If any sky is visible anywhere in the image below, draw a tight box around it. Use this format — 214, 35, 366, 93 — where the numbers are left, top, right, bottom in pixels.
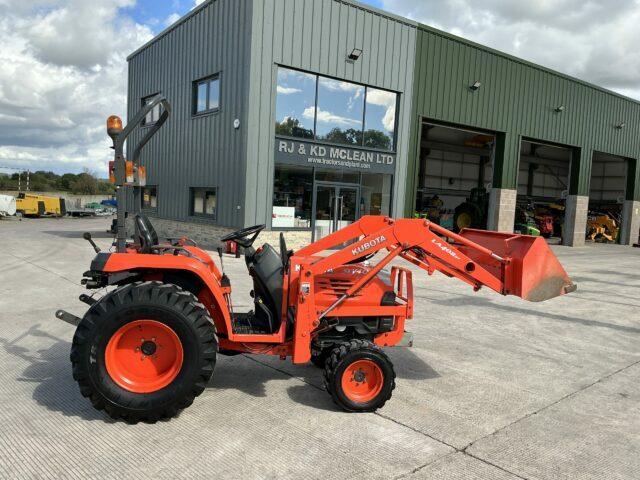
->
0, 0, 638, 176
275, 67, 398, 149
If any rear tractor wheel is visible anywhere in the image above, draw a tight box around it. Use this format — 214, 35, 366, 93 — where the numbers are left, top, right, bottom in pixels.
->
71, 282, 217, 423
323, 339, 396, 412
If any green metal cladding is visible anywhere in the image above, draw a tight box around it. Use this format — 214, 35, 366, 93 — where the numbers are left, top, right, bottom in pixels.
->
405, 25, 640, 214
126, 0, 640, 225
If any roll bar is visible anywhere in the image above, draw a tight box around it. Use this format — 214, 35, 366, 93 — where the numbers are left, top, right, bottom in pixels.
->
112, 94, 171, 161
112, 94, 171, 252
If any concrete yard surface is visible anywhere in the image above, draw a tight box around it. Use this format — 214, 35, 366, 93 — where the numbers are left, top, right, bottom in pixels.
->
0, 216, 638, 479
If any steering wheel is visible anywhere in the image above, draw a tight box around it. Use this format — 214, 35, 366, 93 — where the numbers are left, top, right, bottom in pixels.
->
220, 224, 265, 248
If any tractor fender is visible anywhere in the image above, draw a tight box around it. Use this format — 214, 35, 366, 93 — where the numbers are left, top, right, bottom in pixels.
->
98, 252, 232, 335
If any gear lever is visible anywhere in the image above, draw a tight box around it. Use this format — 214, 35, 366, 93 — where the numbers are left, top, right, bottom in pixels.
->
217, 247, 231, 288
83, 232, 101, 253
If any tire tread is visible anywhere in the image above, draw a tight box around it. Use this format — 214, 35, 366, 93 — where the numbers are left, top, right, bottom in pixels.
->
323, 339, 396, 412
70, 281, 217, 423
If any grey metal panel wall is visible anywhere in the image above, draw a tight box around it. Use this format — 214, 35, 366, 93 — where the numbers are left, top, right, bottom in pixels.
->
244, 0, 417, 226
127, 0, 252, 228
406, 26, 640, 207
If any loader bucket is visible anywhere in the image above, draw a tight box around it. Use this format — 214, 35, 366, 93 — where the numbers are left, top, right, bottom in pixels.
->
457, 229, 576, 302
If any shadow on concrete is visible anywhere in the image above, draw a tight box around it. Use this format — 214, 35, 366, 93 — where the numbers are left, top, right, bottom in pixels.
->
209, 346, 440, 407
0, 324, 110, 422
207, 355, 325, 402
4, 324, 441, 417
572, 289, 640, 309
43, 230, 114, 239
570, 275, 630, 289
286, 384, 339, 411
288, 349, 440, 412
386, 348, 441, 381
590, 269, 640, 281
207, 356, 286, 398
419, 294, 640, 335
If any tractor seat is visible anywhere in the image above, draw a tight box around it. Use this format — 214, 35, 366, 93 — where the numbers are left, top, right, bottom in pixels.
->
134, 213, 159, 254
247, 243, 284, 333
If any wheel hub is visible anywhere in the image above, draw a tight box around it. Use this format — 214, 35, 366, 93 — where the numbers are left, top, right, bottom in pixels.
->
141, 340, 157, 356
341, 359, 384, 403
105, 319, 184, 394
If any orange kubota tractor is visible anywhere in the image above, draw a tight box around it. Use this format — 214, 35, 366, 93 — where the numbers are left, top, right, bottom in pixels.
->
56, 96, 576, 423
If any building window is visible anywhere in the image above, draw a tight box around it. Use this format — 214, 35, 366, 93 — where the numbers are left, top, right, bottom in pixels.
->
142, 186, 158, 211
316, 77, 365, 146
190, 187, 217, 219
193, 75, 220, 115
275, 68, 316, 139
274, 66, 398, 151
360, 173, 392, 216
272, 167, 394, 229
364, 88, 396, 150
142, 94, 163, 125
272, 165, 313, 228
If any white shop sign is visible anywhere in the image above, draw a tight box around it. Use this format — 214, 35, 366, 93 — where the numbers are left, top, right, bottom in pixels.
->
272, 206, 296, 228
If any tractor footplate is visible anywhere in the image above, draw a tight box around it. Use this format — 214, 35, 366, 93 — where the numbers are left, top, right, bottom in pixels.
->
231, 312, 272, 335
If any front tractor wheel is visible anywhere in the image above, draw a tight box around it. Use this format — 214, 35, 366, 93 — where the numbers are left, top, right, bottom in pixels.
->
323, 339, 396, 412
310, 347, 332, 368
71, 282, 217, 423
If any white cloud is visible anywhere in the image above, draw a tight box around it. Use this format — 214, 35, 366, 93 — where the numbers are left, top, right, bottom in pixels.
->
276, 85, 302, 95
366, 89, 395, 108
320, 78, 364, 93
303, 106, 362, 127
165, 13, 182, 27
365, 88, 396, 132
381, 105, 396, 132
380, 0, 640, 100
0, 0, 153, 175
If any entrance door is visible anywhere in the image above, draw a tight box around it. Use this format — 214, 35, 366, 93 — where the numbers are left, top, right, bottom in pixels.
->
313, 183, 359, 241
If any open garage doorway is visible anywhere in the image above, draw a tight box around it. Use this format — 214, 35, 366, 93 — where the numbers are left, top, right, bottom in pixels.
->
587, 152, 628, 243
415, 121, 495, 232
515, 140, 572, 242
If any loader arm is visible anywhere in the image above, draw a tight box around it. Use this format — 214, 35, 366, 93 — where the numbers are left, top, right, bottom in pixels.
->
298, 216, 575, 303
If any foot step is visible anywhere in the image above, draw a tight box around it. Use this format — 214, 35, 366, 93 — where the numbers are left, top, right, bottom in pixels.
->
231, 312, 272, 335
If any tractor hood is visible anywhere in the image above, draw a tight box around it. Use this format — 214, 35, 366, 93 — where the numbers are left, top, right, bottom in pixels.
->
314, 264, 393, 306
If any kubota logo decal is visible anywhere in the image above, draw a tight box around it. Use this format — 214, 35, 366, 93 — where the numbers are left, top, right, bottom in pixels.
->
431, 238, 461, 260
351, 235, 386, 256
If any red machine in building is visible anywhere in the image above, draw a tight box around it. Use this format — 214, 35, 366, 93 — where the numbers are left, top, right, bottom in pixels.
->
56, 96, 576, 423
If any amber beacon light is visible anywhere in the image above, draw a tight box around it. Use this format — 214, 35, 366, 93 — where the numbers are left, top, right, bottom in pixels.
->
107, 115, 123, 137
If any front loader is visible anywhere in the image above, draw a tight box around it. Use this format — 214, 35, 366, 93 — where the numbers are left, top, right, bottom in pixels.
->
57, 97, 576, 422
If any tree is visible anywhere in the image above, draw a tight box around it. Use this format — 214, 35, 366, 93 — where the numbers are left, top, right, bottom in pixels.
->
57, 173, 77, 191
322, 128, 363, 146
275, 117, 314, 139
0, 169, 113, 194
70, 170, 100, 194
363, 129, 391, 150
0, 174, 10, 190
321, 128, 391, 150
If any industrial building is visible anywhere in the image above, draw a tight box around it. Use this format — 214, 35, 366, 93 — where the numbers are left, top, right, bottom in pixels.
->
126, 0, 640, 247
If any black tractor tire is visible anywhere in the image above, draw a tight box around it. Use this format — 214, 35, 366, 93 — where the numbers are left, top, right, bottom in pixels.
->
323, 339, 396, 412
310, 347, 331, 368
71, 281, 217, 423
453, 202, 481, 233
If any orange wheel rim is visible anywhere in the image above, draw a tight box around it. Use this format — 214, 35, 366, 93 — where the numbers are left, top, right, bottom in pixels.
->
105, 320, 183, 393
341, 359, 384, 403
